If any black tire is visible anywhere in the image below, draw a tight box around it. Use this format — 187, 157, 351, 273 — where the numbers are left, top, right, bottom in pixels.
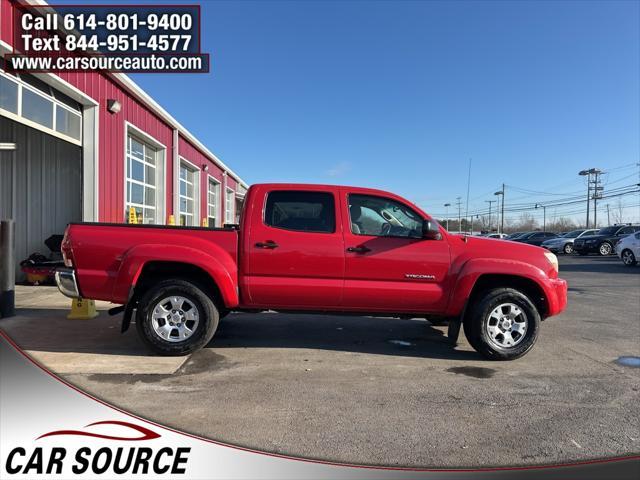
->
621, 249, 637, 267
563, 243, 574, 254
463, 288, 540, 360
598, 242, 612, 256
136, 279, 219, 356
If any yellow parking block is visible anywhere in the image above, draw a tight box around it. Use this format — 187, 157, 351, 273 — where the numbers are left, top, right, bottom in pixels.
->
67, 298, 98, 320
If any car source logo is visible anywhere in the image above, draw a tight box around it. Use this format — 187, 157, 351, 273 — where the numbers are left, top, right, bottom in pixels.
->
5, 420, 191, 475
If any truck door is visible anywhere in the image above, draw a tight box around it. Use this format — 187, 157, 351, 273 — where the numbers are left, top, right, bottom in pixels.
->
340, 190, 450, 314
243, 188, 345, 309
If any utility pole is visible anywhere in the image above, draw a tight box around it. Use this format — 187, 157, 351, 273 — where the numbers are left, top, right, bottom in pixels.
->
592, 170, 603, 228
444, 203, 451, 231
606, 204, 610, 226
494, 184, 505, 234
456, 197, 462, 234
485, 200, 495, 232
535, 203, 546, 231
579, 168, 601, 228
465, 159, 472, 234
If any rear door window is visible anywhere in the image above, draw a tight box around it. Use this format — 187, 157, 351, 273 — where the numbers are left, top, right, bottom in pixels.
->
264, 191, 336, 233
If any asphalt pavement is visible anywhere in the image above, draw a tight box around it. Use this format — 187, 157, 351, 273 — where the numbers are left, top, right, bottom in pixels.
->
2, 255, 639, 467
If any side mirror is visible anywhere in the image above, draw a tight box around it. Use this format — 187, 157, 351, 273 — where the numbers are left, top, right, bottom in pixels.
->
422, 220, 442, 240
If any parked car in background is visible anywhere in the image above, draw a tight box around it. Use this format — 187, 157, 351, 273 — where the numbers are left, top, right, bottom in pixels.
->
573, 225, 640, 256
541, 229, 599, 254
481, 233, 508, 239
506, 232, 528, 240
616, 231, 640, 266
514, 231, 560, 246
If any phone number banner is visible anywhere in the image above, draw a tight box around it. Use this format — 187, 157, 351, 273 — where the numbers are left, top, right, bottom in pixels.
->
9, 4, 209, 73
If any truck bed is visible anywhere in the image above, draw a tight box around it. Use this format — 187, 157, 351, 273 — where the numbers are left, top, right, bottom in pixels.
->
64, 223, 238, 304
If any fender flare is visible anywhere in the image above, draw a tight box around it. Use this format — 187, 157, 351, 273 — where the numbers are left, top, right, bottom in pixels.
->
111, 243, 239, 308
445, 257, 551, 318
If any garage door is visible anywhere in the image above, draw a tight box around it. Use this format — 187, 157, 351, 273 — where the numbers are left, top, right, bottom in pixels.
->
0, 115, 82, 281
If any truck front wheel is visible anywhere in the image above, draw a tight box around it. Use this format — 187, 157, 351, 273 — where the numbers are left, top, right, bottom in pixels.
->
463, 288, 540, 360
136, 279, 219, 356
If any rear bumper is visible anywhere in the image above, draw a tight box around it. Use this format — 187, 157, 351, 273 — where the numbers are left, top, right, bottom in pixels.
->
55, 268, 80, 298
546, 277, 568, 317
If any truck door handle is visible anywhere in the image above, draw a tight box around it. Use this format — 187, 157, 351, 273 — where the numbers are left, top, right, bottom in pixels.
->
347, 246, 371, 254
255, 241, 279, 249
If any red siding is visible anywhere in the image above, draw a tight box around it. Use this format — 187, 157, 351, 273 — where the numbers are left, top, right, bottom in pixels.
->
179, 135, 228, 226
1, 0, 13, 46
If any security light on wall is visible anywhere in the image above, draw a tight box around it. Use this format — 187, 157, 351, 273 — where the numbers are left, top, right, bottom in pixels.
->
203, 164, 209, 171
107, 99, 121, 114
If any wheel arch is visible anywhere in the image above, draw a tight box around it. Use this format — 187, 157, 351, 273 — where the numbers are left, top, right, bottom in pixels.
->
112, 244, 239, 308
133, 261, 226, 307
466, 274, 547, 319
446, 258, 551, 319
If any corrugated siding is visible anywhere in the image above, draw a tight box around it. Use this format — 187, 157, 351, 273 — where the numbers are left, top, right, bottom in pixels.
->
0, 115, 81, 279
178, 135, 227, 226
0, 0, 13, 46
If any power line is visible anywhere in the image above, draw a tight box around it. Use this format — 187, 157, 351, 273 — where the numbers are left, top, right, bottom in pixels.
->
429, 185, 639, 217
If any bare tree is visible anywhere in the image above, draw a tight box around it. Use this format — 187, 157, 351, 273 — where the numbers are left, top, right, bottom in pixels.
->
516, 212, 537, 231
478, 215, 492, 232
612, 197, 625, 224
547, 217, 576, 232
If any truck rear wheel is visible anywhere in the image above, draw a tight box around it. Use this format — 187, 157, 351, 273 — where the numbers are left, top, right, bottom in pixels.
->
463, 288, 540, 360
136, 279, 219, 356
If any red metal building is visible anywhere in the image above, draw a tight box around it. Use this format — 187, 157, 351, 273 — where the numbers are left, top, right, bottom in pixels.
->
0, 0, 247, 278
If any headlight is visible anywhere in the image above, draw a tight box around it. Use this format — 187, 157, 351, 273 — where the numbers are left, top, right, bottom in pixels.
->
544, 251, 559, 273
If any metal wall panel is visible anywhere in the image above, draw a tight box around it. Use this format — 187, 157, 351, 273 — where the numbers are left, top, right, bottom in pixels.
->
0, 116, 82, 280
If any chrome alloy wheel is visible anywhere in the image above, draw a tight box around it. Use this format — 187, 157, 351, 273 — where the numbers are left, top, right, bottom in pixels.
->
485, 303, 528, 349
151, 296, 199, 342
599, 243, 612, 255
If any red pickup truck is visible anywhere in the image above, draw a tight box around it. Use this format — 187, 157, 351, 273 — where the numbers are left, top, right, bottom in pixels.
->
56, 183, 567, 360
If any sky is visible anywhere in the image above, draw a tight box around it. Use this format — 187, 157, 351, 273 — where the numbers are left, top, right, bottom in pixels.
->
118, 0, 640, 225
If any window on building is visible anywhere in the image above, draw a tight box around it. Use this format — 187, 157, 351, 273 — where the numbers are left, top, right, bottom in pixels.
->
55, 104, 81, 139
126, 135, 159, 224
207, 177, 220, 227
22, 88, 54, 128
179, 160, 199, 226
0, 71, 82, 142
264, 190, 336, 233
0, 75, 18, 113
225, 188, 235, 225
